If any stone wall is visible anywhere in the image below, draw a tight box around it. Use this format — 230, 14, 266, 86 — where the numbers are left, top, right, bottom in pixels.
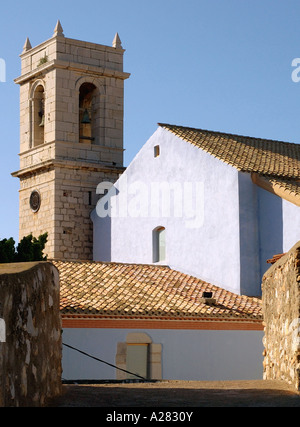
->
52, 165, 122, 261
0, 262, 62, 406
262, 241, 300, 390
18, 168, 55, 258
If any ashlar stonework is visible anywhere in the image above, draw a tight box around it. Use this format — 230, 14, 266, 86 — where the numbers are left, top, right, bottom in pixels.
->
12, 22, 129, 261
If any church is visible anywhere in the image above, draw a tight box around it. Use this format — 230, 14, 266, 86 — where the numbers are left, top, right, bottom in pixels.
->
92, 122, 300, 297
11, 23, 300, 381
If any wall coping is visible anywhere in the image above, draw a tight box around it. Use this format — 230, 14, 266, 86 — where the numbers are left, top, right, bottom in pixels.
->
0, 261, 53, 276
263, 240, 300, 279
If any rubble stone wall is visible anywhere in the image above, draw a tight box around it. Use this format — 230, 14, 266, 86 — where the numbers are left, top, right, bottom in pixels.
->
0, 262, 62, 406
262, 241, 300, 390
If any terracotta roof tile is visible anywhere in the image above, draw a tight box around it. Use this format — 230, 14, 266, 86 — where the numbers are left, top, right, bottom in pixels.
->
262, 176, 300, 197
159, 123, 300, 179
52, 260, 262, 322
266, 254, 285, 264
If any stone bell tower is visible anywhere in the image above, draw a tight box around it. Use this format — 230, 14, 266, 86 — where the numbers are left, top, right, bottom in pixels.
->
12, 21, 130, 260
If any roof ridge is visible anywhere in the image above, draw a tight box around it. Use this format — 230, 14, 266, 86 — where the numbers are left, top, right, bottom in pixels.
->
158, 123, 300, 179
50, 258, 171, 269
51, 259, 263, 298
158, 123, 300, 147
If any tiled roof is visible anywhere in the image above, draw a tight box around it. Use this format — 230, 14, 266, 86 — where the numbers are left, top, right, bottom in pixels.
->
52, 260, 262, 322
251, 173, 300, 206
158, 123, 300, 180
262, 176, 300, 198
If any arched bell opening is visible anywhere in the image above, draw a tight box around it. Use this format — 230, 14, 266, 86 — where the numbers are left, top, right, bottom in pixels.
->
33, 85, 45, 147
79, 82, 97, 144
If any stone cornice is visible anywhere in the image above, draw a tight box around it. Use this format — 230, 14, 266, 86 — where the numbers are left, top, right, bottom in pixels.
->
15, 59, 131, 85
17, 140, 125, 158
12, 159, 125, 179
19, 36, 125, 59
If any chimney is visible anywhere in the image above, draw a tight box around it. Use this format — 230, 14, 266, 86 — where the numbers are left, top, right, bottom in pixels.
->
200, 292, 216, 306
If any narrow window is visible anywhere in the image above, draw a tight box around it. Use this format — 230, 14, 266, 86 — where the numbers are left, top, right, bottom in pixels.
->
153, 227, 166, 263
154, 145, 160, 157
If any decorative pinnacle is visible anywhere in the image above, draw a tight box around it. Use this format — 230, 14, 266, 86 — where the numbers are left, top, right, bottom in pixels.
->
112, 33, 122, 49
22, 37, 32, 53
53, 20, 64, 37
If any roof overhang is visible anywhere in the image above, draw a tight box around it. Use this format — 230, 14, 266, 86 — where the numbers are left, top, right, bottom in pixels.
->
61, 314, 263, 331
251, 173, 300, 207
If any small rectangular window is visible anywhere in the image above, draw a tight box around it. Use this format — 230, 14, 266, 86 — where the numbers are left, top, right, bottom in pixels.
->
154, 145, 160, 157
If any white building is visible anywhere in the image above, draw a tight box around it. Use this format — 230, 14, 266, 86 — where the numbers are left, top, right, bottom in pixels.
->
51, 122, 300, 381
55, 260, 264, 382
92, 123, 300, 297
14, 25, 300, 383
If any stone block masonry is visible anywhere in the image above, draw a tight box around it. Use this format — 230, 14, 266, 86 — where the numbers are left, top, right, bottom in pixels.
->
0, 262, 62, 406
12, 23, 129, 261
262, 241, 300, 390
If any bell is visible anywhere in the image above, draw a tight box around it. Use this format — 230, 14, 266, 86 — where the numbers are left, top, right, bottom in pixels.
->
39, 115, 45, 127
81, 109, 91, 124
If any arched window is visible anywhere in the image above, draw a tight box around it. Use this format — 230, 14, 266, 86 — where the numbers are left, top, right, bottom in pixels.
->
79, 82, 97, 143
153, 226, 166, 263
33, 85, 45, 147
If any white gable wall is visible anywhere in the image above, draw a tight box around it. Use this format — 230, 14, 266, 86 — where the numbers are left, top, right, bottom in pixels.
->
93, 127, 244, 294
92, 127, 300, 296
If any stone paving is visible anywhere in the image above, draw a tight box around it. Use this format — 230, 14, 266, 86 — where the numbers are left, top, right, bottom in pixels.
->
49, 380, 300, 407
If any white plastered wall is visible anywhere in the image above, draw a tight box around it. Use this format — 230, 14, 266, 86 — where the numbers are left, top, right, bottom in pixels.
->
62, 327, 264, 381
282, 200, 300, 253
93, 127, 243, 294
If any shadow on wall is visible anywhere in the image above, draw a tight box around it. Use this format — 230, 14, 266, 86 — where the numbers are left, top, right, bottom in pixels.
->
239, 172, 283, 297
91, 208, 112, 262
258, 188, 283, 278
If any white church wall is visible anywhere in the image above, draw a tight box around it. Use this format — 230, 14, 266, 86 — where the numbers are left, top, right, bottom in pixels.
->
257, 187, 284, 277
282, 200, 300, 253
91, 211, 111, 262
93, 127, 244, 294
62, 327, 264, 381
238, 172, 261, 296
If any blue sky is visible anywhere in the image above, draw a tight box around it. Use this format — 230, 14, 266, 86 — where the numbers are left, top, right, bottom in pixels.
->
1, 0, 300, 242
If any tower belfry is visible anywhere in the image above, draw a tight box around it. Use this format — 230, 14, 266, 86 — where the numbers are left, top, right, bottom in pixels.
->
12, 22, 130, 260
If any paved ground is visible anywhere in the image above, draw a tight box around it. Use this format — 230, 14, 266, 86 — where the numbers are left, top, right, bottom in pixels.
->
49, 380, 300, 407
